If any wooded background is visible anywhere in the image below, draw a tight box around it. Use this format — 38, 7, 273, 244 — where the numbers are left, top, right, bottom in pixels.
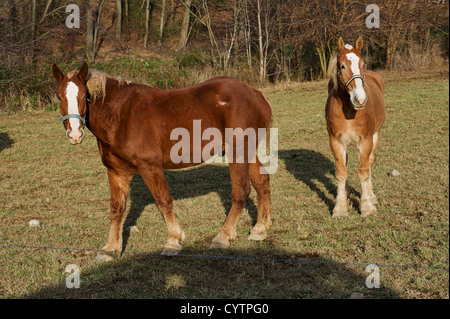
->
0, 0, 448, 112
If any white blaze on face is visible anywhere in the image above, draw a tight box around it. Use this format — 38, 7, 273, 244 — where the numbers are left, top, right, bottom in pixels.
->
65, 81, 82, 138
345, 52, 367, 106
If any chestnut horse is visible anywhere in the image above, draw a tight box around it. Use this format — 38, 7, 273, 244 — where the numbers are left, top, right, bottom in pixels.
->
52, 63, 272, 259
325, 36, 385, 218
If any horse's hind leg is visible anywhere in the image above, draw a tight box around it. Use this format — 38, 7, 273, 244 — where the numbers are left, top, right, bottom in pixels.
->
358, 137, 376, 217
140, 165, 185, 255
248, 157, 272, 241
330, 135, 349, 217
211, 163, 250, 249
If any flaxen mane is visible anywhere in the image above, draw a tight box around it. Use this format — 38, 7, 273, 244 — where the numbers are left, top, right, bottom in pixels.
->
86, 70, 130, 103
329, 53, 338, 91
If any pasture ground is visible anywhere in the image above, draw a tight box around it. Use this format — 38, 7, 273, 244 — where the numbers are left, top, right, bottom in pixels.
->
0, 68, 448, 299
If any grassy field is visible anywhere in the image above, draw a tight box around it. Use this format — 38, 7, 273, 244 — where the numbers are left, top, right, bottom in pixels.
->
0, 68, 448, 299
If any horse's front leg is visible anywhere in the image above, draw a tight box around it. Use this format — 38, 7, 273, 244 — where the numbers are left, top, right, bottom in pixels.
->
97, 169, 132, 261
330, 135, 349, 217
140, 165, 185, 255
358, 137, 376, 217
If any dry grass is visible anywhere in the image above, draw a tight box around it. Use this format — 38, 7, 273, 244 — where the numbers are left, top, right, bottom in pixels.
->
0, 68, 448, 299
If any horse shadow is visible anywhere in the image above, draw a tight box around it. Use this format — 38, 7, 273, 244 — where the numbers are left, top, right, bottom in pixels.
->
22, 246, 399, 299
0, 132, 14, 153
122, 164, 258, 252
279, 149, 360, 215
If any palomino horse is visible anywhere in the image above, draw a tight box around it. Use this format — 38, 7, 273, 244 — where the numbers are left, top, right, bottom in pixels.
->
325, 36, 385, 217
52, 63, 273, 258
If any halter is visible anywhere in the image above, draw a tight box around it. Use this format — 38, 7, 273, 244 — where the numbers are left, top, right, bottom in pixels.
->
59, 93, 90, 130
60, 113, 86, 128
338, 71, 366, 91
337, 69, 368, 107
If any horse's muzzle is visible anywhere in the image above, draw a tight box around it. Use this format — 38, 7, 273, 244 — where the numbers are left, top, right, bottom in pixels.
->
352, 96, 368, 110
66, 128, 85, 145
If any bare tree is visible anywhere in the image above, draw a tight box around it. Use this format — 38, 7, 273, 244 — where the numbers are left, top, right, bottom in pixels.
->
144, 0, 152, 49
85, 0, 94, 57
159, 0, 166, 44
179, 0, 192, 49
116, 0, 122, 42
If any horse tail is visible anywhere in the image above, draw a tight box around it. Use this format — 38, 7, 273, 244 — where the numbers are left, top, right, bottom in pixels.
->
261, 91, 273, 151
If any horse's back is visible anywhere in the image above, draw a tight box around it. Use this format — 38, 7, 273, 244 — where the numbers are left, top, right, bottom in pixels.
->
170, 77, 272, 129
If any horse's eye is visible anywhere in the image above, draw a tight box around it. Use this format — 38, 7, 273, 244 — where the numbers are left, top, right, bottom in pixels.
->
341, 65, 346, 69
57, 95, 61, 101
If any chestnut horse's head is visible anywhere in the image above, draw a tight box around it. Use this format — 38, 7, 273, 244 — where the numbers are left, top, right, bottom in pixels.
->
52, 63, 89, 144
336, 36, 368, 110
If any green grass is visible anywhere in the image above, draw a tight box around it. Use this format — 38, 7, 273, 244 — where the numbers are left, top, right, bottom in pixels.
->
0, 68, 448, 299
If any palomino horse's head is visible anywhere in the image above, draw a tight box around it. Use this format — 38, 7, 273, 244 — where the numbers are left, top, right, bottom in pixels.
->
336, 36, 368, 110
52, 63, 89, 145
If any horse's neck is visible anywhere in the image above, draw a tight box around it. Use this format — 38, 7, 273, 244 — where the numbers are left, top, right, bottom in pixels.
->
336, 86, 357, 118
87, 78, 121, 142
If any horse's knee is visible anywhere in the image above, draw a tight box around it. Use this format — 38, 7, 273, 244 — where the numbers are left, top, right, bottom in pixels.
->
336, 172, 348, 182
358, 167, 370, 181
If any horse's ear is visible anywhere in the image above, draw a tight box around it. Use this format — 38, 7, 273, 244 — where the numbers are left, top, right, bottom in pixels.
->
78, 62, 89, 82
355, 36, 364, 52
52, 64, 64, 83
337, 37, 345, 53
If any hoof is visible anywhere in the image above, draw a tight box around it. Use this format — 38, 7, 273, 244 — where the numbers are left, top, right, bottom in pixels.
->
248, 224, 267, 241
163, 240, 183, 255
210, 241, 229, 249
94, 253, 115, 263
332, 210, 349, 218
161, 249, 181, 256
210, 233, 230, 249
361, 200, 377, 217
248, 231, 267, 241
332, 202, 349, 217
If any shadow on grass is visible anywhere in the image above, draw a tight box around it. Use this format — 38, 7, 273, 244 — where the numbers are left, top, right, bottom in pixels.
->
122, 165, 258, 252
22, 246, 398, 299
0, 132, 14, 153
279, 149, 361, 215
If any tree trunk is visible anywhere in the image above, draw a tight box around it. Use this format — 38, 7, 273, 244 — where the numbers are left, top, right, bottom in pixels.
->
86, 0, 94, 58
243, 0, 251, 68
257, 0, 264, 81
159, 0, 166, 44
31, 0, 37, 65
179, 0, 192, 49
124, 0, 128, 24
116, 0, 122, 42
144, 0, 151, 49
93, 0, 108, 61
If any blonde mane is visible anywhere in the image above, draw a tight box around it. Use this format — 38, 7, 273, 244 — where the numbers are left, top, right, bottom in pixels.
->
86, 69, 131, 104
329, 53, 338, 90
